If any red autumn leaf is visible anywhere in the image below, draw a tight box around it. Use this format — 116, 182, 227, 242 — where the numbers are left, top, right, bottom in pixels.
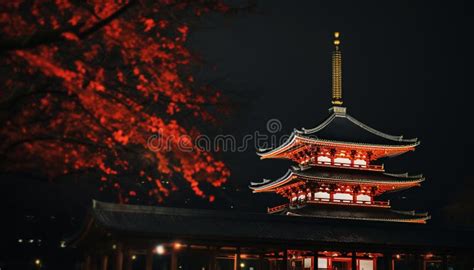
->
62, 32, 80, 41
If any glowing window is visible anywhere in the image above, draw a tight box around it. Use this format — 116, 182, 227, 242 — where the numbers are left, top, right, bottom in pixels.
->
359, 259, 374, 270
354, 159, 367, 166
357, 194, 372, 203
317, 258, 328, 268
333, 193, 353, 202
334, 157, 351, 164
314, 192, 330, 200
317, 156, 331, 163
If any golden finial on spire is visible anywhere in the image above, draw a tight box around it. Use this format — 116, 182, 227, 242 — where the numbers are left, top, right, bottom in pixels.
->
332, 31, 343, 106
333, 32, 341, 48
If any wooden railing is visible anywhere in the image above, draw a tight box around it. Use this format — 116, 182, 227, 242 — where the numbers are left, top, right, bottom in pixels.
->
372, 200, 390, 206
268, 199, 390, 214
267, 204, 288, 214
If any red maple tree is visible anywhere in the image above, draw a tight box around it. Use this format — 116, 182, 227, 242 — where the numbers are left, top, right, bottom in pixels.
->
0, 0, 245, 203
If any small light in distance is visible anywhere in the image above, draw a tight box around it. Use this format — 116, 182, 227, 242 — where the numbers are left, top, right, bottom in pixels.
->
156, 244, 165, 255
173, 242, 182, 250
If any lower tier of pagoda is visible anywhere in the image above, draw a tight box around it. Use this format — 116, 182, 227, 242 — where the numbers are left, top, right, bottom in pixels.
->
283, 188, 387, 208
268, 204, 430, 224
267, 196, 390, 215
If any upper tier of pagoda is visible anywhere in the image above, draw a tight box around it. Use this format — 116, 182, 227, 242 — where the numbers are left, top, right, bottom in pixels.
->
257, 106, 419, 163
258, 32, 418, 164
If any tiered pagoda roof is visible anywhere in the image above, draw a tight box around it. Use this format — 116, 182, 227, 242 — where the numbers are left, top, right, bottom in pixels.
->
251, 32, 429, 224
250, 166, 424, 193
257, 107, 419, 160
284, 204, 430, 224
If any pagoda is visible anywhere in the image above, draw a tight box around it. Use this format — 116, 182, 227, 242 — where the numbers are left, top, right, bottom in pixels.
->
250, 32, 429, 224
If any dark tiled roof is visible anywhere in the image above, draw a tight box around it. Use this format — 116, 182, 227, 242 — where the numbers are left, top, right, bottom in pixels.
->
74, 200, 473, 250
295, 166, 423, 184
250, 166, 423, 191
257, 107, 418, 158
299, 107, 418, 146
284, 204, 429, 223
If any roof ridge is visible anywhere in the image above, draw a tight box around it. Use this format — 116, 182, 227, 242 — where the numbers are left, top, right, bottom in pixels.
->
297, 134, 420, 148
93, 200, 267, 219
250, 179, 271, 186
384, 172, 424, 178
249, 169, 294, 190
300, 112, 337, 134
391, 209, 430, 217
251, 167, 424, 192
298, 167, 422, 179
296, 174, 424, 184
256, 131, 297, 156
345, 114, 418, 143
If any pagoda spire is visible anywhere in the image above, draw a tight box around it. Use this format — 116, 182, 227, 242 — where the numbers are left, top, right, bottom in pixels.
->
332, 32, 343, 106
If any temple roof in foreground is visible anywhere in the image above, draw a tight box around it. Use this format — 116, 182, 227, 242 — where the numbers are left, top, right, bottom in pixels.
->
250, 166, 424, 192
257, 107, 419, 158
282, 204, 430, 224
69, 201, 472, 251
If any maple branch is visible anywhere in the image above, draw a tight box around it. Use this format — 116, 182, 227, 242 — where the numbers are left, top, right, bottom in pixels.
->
0, 1, 137, 52
76, 1, 137, 40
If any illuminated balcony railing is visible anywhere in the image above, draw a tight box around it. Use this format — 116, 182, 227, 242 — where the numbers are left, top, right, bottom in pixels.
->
313, 161, 384, 171
268, 199, 390, 213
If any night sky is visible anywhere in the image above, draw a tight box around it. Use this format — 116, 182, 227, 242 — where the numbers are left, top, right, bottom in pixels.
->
1, 0, 472, 247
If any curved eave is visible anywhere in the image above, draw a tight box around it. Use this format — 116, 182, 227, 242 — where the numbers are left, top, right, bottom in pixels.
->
257, 133, 419, 160
295, 173, 425, 186
383, 183, 422, 193
250, 171, 424, 193
298, 112, 337, 134
256, 131, 298, 159
250, 170, 295, 193
299, 111, 418, 144
286, 211, 431, 224
297, 134, 420, 150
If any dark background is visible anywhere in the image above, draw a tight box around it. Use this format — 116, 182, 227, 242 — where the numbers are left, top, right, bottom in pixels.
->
1, 0, 472, 268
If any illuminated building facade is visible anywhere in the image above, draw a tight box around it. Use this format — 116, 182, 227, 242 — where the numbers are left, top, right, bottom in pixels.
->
251, 32, 429, 224
248, 32, 430, 269
70, 34, 473, 270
